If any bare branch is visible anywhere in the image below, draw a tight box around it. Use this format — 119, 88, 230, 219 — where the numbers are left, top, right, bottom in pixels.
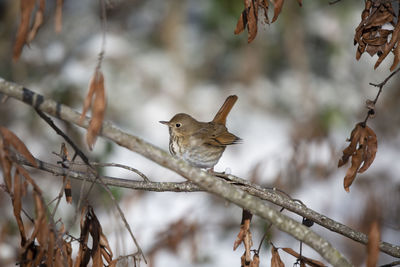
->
69, 161, 150, 182
363, 67, 400, 124
0, 77, 383, 266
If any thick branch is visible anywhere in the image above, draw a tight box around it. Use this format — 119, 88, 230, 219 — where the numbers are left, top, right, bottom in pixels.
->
0, 77, 373, 266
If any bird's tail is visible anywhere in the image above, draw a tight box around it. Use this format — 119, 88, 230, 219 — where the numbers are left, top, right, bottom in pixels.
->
212, 95, 238, 125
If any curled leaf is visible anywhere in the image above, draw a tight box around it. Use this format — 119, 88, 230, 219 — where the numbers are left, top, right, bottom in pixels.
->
353, 0, 400, 70
235, 0, 290, 43
339, 123, 378, 192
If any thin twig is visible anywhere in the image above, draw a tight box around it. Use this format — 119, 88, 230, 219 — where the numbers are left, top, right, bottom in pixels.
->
96, 0, 107, 72
69, 161, 150, 182
363, 67, 400, 125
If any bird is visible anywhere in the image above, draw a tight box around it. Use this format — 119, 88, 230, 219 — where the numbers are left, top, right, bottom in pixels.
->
160, 95, 241, 170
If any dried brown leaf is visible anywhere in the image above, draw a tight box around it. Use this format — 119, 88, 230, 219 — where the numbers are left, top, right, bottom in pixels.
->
55, 0, 64, 33
281, 247, 326, 267
54, 247, 63, 267
81, 70, 106, 150
235, 11, 246, 35
353, 0, 400, 69
271, 0, 284, 23
33, 190, 47, 245
247, 0, 258, 43
374, 19, 400, 69
0, 127, 37, 167
358, 126, 377, 173
343, 148, 363, 192
100, 232, 113, 262
64, 241, 73, 267
338, 123, 363, 167
234, 210, 253, 264
12, 170, 27, 246
16, 166, 42, 198
0, 148, 12, 191
28, 190, 48, 266
271, 246, 284, 267
80, 73, 98, 123
27, 0, 45, 43
260, 0, 269, 24
13, 0, 36, 60
241, 253, 249, 267
362, 1, 372, 20
250, 254, 260, 267
367, 221, 380, 267
90, 216, 103, 267
109, 259, 118, 267
364, 36, 387, 46
46, 230, 55, 267
75, 207, 90, 267
92, 246, 102, 267
339, 123, 378, 192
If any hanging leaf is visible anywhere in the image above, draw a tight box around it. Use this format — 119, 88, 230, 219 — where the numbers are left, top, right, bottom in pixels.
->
27, 0, 45, 43
0, 127, 37, 167
271, 0, 284, 23
55, 0, 64, 33
338, 123, 378, 192
271, 246, 284, 267
80, 70, 107, 150
233, 210, 253, 264
13, 0, 36, 60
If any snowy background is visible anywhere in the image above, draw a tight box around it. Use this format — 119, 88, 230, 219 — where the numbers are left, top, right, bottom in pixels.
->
0, 0, 400, 266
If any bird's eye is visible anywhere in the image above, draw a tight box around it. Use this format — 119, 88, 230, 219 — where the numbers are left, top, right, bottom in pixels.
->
175, 123, 181, 128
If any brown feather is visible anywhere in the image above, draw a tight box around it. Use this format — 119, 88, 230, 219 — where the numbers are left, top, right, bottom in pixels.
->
212, 95, 238, 125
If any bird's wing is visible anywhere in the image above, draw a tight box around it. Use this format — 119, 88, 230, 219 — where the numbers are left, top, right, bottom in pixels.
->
193, 123, 241, 147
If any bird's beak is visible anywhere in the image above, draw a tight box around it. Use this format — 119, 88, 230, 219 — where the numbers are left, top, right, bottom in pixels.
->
159, 120, 169, 126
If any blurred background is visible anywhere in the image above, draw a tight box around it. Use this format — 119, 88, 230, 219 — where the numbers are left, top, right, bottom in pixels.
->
0, 0, 400, 266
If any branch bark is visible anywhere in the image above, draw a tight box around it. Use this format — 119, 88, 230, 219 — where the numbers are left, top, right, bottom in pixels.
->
0, 77, 385, 266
